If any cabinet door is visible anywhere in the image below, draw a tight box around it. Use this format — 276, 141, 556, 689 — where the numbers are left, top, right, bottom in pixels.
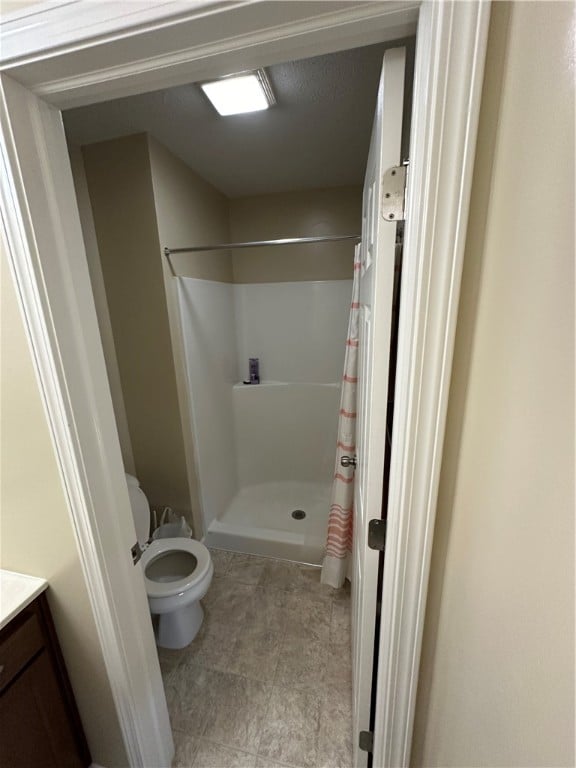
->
0, 651, 84, 768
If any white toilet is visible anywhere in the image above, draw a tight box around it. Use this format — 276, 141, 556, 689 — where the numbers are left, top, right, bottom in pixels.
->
125, 473, 213, 649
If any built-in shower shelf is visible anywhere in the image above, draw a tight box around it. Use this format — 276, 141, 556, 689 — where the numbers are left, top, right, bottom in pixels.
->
233, 380, 340, 389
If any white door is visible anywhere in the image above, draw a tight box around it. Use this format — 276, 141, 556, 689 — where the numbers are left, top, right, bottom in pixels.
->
352, 47, 405, 767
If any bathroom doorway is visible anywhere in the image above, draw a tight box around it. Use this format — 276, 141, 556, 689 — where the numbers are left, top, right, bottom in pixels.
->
1, 2, 489, 765
64, 39, 412, 768
64, 39, 413, 567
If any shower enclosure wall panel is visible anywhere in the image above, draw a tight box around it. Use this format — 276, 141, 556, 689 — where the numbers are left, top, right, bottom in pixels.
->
178, 275, 353, 563
206, 381, 341, 563
178, 278, 239, 535
233, 382, 340, 486
210, 279, 352, 563
234, 280, 353, 382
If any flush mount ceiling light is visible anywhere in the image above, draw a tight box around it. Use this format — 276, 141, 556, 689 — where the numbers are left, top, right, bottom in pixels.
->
200, 69, 275, 116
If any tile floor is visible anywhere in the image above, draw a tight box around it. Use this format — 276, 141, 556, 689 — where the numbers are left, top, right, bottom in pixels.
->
159, 550, 353, 768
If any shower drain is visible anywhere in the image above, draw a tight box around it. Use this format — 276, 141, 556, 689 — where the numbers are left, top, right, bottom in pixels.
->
291, 509, 306, 520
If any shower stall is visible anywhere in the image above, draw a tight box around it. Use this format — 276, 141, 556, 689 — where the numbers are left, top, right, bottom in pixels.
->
176, 243, 353, 565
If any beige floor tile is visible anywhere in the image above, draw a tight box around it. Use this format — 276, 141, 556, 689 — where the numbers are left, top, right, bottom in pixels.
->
329, 600, 351, 647
244, 587, 287, 634
228, 626, 282, 682
203, 578, 256, 625
184, 616, 239, 672
331, 580, 352, 604
202, 670, 272, 753
201, 575, 225, 608
169, 661, 220, 736
226, 553, 270, 585
274, 635, 327, 690
257, 559, 304, 592
164, 681, 177, 713
317, 689, 353, 768
324, 643, 353, 698
330, 600, 352, 639
173, 731, 198, 768
255, 758, 296, 768
165, 553, 353, 768
283, 591, 332, 643
258, 686, 322, 768
209, 549, 234, 577
257, 561, 334, 597
192, 739, 256, 768
296, 565, 336, 598
158, 646, 185, 682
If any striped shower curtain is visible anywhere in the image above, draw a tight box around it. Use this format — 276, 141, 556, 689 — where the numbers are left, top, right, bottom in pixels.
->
321, 245, 360, 588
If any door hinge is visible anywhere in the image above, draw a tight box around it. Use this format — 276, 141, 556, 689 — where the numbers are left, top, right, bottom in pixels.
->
131, 542, 143, 565
382, 162, 408, 222
359, 730, 374, 753
368, 518, 387, 551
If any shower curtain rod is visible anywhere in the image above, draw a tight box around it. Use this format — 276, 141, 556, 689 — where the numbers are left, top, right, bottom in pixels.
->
163, 234, 361, 256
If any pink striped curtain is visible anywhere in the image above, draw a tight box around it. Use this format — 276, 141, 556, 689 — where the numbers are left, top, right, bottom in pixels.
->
321, 245, 360, 588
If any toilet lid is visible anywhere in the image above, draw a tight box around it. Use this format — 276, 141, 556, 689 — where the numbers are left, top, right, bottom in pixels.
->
140, 538, 212, 599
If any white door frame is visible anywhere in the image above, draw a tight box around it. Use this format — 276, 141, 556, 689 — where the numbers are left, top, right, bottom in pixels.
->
0, 2, 490, 766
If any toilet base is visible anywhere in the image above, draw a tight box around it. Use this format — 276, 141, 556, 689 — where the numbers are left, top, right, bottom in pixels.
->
155, 599, 204, 649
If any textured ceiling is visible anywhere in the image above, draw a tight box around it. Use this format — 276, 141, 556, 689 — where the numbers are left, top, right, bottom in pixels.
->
64, 42, 403, 198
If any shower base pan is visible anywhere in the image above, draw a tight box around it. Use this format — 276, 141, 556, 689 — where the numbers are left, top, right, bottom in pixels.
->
204, 481, 331, 565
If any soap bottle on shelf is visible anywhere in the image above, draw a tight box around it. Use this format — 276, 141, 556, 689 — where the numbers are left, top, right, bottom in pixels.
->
249, 357, 260, 384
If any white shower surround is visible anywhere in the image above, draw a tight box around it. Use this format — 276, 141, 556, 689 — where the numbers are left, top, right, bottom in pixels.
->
178, 277, 352, 564
234, 281, 352, 383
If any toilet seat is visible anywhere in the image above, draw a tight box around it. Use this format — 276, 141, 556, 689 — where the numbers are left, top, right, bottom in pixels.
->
141, 538, 212, 600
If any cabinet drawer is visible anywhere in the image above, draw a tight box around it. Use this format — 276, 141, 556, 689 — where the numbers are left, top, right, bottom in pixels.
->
0, 613, 44, 693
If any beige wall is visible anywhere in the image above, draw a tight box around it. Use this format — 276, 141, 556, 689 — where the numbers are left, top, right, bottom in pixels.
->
83, 134, 192, 521
147, 135, 232, 537
0, 252, 128, 767
79, 132, 359, 534
69, 145, 136, 475
412, 3, 575, 766
148, 136, 232, 282
230, 186, 361, 282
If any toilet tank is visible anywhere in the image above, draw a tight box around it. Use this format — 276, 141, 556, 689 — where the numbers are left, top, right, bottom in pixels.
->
125, 473, 151, 546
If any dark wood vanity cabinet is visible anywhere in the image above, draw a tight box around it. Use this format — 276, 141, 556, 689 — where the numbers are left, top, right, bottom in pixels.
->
0, 592, 91, 768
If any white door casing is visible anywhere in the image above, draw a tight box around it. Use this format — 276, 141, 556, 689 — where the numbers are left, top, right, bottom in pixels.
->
0, 2, 490, 766
373, 5, 490, 765
353, 47, 405, 768
0, 74, 173, 767
0, 2, 419, 107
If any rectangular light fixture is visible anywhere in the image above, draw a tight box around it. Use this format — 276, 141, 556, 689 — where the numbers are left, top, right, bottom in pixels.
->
200, 69, 275, 116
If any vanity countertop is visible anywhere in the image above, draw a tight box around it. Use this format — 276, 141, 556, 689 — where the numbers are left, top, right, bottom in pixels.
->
0, 569, 48, 630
